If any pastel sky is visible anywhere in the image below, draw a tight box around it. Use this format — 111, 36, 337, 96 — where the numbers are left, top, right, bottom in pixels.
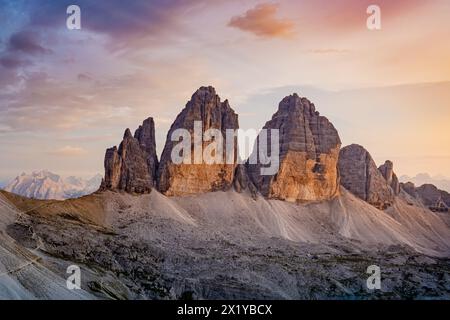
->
0, 0, 449, 182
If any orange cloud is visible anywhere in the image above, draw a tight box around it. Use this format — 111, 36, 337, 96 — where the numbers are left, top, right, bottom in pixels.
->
228, 3, 295, 38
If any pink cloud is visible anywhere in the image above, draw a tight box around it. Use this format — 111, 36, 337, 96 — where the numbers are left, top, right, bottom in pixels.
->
49, 146, 88, 157
228, 3, 295, 38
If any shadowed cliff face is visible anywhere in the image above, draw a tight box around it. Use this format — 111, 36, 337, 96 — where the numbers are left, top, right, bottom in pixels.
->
339, 144, 395, 210
379, 160, 401, 195
157, 86, 239, 196
248, 94, 341, 202
101, 118, 158, 193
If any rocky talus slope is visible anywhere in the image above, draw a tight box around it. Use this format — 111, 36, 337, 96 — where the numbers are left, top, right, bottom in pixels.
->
1, 188, 449, 299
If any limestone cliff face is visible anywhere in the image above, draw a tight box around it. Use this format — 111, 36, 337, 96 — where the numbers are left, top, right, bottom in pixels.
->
248, 94, 341, 202
378, 160, 400, 195
157, 86, 239, 196
101, 118, 157, 193
339, 144, 394, 210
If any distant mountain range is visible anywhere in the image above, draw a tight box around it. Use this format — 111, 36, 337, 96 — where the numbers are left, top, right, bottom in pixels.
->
400, 173, 450, 193
3, 170, 102, 200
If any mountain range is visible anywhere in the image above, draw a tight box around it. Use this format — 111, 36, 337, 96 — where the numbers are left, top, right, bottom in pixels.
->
0, 87, 449, 300
3, 171, 102, 200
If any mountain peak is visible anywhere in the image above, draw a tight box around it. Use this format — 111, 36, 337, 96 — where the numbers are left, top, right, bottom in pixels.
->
123, 128, 133, 139
277, 94, 316, 116
248, 94, 341, 202
194, 85, 216, 96
339, 144, 395, 209
102, 117, 158, 193
4, 172, 102, 200
157, 87, 239, 196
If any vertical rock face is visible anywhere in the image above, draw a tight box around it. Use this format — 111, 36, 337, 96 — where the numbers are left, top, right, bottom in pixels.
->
378, 160, 400, 195
248, 94, 341, 202
338, 144, 394, 210
101, 118, 158, 193
134, 118, 159, 181
157, 86, 239, 196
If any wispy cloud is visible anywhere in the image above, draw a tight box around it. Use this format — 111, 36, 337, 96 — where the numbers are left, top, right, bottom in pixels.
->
228, 3, 295, 38
8, 31, 52, 55
307, 49, 350, 55
49, 146, 88, 156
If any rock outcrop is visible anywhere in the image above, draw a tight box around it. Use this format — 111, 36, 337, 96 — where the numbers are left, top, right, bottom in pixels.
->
101, 118, 158, 193
339, 144, 395, 210
247, 94, 341, 202
400, 182, 450, 210
415, 184, 450, 208
378, 160, 400, 195
134, 118, 159, 180
157, 86, 239, 196
401, 182, 418, 198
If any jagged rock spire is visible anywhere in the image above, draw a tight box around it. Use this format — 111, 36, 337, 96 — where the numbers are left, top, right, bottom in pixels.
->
101, 118, 158, 193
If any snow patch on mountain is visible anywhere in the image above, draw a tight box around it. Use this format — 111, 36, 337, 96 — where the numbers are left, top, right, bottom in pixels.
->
4, 170, 102, 200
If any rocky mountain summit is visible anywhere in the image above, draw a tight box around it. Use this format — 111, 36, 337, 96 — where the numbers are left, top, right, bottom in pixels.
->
101, 118, 158, 193
378, 160, 401, 195
247, 94, 341, 202
338, 144, 395, 210
157, 86, 239, 196
402, 182, 450, 209
400, 173, 450, 193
